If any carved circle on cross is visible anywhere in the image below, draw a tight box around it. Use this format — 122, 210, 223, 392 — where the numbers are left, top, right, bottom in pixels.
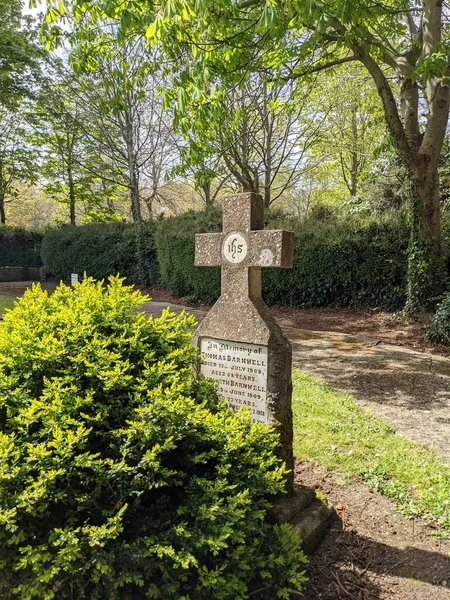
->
223, 233, 248, 264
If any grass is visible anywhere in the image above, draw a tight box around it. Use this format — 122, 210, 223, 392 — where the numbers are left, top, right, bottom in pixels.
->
0, 295, 15, 316
292, 370, 450, 532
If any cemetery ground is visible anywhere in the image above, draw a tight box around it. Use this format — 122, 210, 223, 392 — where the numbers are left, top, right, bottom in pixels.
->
1, 281, 450, 598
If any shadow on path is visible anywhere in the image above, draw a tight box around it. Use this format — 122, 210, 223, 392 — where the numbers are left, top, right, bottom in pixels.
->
303, 525, 450, 599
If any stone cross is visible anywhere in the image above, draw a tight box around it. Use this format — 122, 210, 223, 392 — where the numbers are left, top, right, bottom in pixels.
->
194, 192, 294, 485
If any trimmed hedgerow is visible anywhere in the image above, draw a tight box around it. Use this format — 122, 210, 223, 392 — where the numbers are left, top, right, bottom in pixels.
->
0, 226, 42, 267
39, 209, 411, 309
0, 277, 307, 600
154, 207, 222, 303
40, 222, 158, 285
155, 209, 409, 309
263, 214, 409, 309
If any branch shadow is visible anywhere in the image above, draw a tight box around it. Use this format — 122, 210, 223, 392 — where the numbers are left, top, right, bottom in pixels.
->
302, 520, 450, 599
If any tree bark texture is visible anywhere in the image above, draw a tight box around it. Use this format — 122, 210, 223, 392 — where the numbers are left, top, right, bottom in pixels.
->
67, 160, 76, 226
0, 193, 5, 225
203, 181, 211, 206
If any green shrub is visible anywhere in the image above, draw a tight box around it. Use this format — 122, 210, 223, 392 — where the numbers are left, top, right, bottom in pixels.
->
40, 222, 158, 285
0, 227, 42, 267
0, 277, 307, 599
425, 292, 450, 346
155, 208, 409, 309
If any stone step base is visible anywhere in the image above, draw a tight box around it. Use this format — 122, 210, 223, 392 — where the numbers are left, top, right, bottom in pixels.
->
270, 484, 336, 554
292, 500, 336, 555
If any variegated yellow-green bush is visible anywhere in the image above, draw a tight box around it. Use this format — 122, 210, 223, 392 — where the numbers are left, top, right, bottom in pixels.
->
0, 277, 306, 599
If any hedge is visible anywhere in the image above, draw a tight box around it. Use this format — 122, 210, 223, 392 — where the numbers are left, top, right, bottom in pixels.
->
263, 215, 410, 309
41, 222, 159, 285
154, 208, 222, 303
39, 210, 411, 309
155, 209, 410, 310
0, 226, 42, 267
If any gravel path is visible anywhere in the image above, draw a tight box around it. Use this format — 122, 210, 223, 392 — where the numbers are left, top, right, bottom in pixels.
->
142, 301, 450, 463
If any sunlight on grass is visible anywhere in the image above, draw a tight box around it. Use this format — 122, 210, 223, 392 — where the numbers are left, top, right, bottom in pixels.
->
292, 371, 450, 532
0, 295, 15, 315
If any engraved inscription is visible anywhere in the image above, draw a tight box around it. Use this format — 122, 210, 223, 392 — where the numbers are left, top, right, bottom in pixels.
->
223, 233, 248, 264
200, 337, 268, 424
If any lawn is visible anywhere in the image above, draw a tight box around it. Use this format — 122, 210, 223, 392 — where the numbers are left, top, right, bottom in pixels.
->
0, 295, 15, 316
292, 371, 450, 533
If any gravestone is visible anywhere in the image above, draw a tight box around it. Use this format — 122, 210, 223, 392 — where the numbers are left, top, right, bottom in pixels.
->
194, 192, 294, 487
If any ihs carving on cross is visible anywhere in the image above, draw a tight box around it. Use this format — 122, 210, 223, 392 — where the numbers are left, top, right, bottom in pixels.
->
195, 193, 293, 301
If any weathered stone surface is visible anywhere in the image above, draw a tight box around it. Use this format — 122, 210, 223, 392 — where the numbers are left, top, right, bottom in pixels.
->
200, 338, 269, 423
269, 484, 336, 554
193, 192, 295, 487
293, 501, 336, 555
195, 230, 293, 268
270, 485, 316, 522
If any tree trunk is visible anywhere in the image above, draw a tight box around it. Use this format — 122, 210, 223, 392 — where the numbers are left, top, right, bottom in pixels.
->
263, 92, 273, 209
67, 162, 76, 226
125, 115, 143, 229
405, 160, 446, 312
130, 181, 142, 227
350, 103, 359, 196
0, 193, 5, 225
355, 41, 448, 312
102, 181, 116, 215
130, 174, 149, 284
203, 181, 212, 207
144, 196, 153, 219
124, 103, 148, 284
264, 121, 272, 208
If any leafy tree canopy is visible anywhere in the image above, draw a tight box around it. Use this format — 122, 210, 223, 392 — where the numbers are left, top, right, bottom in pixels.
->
41, 0, 449, 145
0, 0, 44, 108
37, 0, 450, 309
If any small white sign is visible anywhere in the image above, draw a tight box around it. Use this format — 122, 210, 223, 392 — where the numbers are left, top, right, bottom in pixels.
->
223, 233, 248, 264
200, 337, 268, 424
70, 273, 79, 285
